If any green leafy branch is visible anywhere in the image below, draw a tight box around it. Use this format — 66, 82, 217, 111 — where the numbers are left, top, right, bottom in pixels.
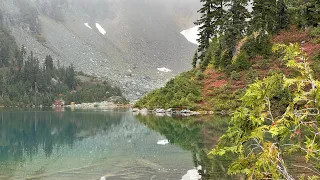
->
212, 43, 320, 179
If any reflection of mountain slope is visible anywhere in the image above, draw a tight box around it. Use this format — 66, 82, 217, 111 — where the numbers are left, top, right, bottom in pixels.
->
136, 115, 233, 180
0, 111, 123, 160
0, 0, 201, 100
0, 110, 194, 180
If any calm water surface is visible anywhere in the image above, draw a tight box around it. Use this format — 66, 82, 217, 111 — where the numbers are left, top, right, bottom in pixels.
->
0, 109, 231, 180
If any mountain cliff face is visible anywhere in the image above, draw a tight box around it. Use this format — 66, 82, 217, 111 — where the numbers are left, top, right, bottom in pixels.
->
0, 0, 200, 100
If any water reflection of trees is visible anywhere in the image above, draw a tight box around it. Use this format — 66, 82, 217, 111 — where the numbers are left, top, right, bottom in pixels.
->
0, 110, 123, 163
136, 115, 235, 180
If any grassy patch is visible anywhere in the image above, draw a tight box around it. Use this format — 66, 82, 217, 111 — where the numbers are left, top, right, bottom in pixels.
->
206, 85, 244, 112
134, 70, 202, 110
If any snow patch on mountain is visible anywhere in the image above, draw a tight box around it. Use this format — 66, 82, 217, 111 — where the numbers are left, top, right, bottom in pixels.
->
157, 67, 172, 73
84, 23, 92, 29
157, 139, 169, 145
95, 23, 106, 35
180, 26, 200, 45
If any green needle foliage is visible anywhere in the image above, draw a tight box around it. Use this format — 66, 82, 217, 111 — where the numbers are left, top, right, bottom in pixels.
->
224, 0, 250, 52
195, 0, 227, 60
251, 0, 278, 34
212, 43, 320, 179
192, 51, 198, 69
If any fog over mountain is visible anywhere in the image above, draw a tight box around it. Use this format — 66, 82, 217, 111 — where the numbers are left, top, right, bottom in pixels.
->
0, 0, 201, 100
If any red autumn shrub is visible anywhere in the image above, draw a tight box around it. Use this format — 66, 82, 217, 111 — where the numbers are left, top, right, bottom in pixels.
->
273, 25, 309, 44
301, 43, 320, 57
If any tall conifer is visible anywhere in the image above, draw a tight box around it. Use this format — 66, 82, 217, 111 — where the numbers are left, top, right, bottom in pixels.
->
276, 0, 290, 31
224, 0, 250, 52
251, 0, 278, 34
195, 0, 227, 60
195, 0, 214, 60
192, 51, 198, 68
306, 0, 320, 27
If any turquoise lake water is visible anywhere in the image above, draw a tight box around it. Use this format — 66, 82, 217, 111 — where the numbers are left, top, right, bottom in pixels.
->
0, 109, 232, 180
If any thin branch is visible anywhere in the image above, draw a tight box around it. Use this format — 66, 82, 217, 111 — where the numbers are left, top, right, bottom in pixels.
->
291, 164, 320, 176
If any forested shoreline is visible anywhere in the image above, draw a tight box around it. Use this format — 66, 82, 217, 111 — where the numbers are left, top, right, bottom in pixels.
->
0, 27, 126, 107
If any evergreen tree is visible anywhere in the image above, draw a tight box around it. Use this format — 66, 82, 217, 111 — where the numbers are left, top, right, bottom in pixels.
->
0, 69, 7, 98
0, 45, 9, 67
44, 55, 54, 71
36, 69, 48, 93
224, 0, 250, 54
195, 0, 214, 60
282, 0, 319, 28
276, 0, 290, 31
16, 45, 26, 71
23, 51, 40, 91
305, 0, 320, 27
65, 64, 76, 90
195, 0, 227, 60
211, 0, 227, 35
57, 59, 61, 69
192, 51, 198, 68
251, 0, 278, 34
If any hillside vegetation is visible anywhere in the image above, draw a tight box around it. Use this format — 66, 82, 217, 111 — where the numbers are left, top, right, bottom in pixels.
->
135, 71, 202, 110
135, 0, 320, 112
0, 26, 126, 107
136, 0, 320, 179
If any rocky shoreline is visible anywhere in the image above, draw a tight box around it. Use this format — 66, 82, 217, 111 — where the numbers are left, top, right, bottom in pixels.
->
131, 108, 230, 116
64, 101, 130, 109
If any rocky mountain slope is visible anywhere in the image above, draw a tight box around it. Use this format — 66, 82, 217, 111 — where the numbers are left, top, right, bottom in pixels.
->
0, 0, 200, 100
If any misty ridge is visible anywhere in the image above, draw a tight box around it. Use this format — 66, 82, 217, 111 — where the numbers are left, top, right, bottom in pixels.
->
0, 0, 201, 101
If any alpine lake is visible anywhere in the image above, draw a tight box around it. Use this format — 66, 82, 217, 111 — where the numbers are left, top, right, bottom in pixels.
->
0, 108, 313, 180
